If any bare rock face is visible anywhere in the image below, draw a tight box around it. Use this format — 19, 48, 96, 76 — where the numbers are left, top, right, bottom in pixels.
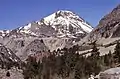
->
0, 44, 21, 68
88, 4, 120, 41
16, 39, 49, 60
99, 67, 120, 79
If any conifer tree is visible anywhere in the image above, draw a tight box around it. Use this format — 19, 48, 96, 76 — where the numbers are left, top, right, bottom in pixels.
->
91, 41, 100, 59
114, 41, 120, 63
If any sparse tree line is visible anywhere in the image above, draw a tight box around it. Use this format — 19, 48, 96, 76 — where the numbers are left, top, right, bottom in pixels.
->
22, 41, 120, 79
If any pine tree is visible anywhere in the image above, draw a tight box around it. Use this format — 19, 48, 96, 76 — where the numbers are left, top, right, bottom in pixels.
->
89, 41, 102, 75
114, 41, 120, 63
90, 41, 100, 59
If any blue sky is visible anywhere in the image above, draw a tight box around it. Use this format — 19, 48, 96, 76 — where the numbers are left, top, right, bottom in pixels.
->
0, 0, 119, 30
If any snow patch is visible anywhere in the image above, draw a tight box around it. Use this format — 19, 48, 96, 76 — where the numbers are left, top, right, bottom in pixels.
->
37, 21, 41, 25
14, 59, 18, 62
6, 30, 10, 33
9, 57, 13, 61
19, 27, 23, 30
78, 21, 92, 33
44, 13, 56, 25
23, 23, 31, 30
8, 51, 12, 55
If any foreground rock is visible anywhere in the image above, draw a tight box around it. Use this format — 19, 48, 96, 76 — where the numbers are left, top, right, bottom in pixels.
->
0, 68, 23, 79
99, 67, 120, 79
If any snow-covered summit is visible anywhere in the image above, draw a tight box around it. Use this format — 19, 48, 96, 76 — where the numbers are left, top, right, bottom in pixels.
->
43, 10, 93, 33
9, 10, 93, 38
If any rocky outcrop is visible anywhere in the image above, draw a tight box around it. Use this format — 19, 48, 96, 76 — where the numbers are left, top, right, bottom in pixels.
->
87, 4, 120, 41
99, 67, 120, 79
0, 44, 21, 69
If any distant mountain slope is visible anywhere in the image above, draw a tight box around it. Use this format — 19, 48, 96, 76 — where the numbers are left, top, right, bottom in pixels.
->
18, 10, 93, 38
0, 10, 93, 60
75, 4, 120, 57
0, 10, 93, 38
87, 4, 120, 41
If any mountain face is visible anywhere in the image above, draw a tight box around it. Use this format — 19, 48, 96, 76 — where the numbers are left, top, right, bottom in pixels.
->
87, 4, 120, 41
0, 10, 93, 60
17, 10, 93, 38
0, 10, 93, 39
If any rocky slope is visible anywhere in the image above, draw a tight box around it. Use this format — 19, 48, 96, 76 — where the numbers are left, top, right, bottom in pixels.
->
88, 4, 120, 41
77, 4, 120, 44
74, 4, 120, 56
0, 43, 21, 68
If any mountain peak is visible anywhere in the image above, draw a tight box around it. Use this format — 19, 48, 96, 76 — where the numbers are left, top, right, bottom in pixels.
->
43, 10, 93, 36
44, 10, 84, 23
6, 10, 93, 38
55, 10, 77, 16
56, 10, 73, 13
